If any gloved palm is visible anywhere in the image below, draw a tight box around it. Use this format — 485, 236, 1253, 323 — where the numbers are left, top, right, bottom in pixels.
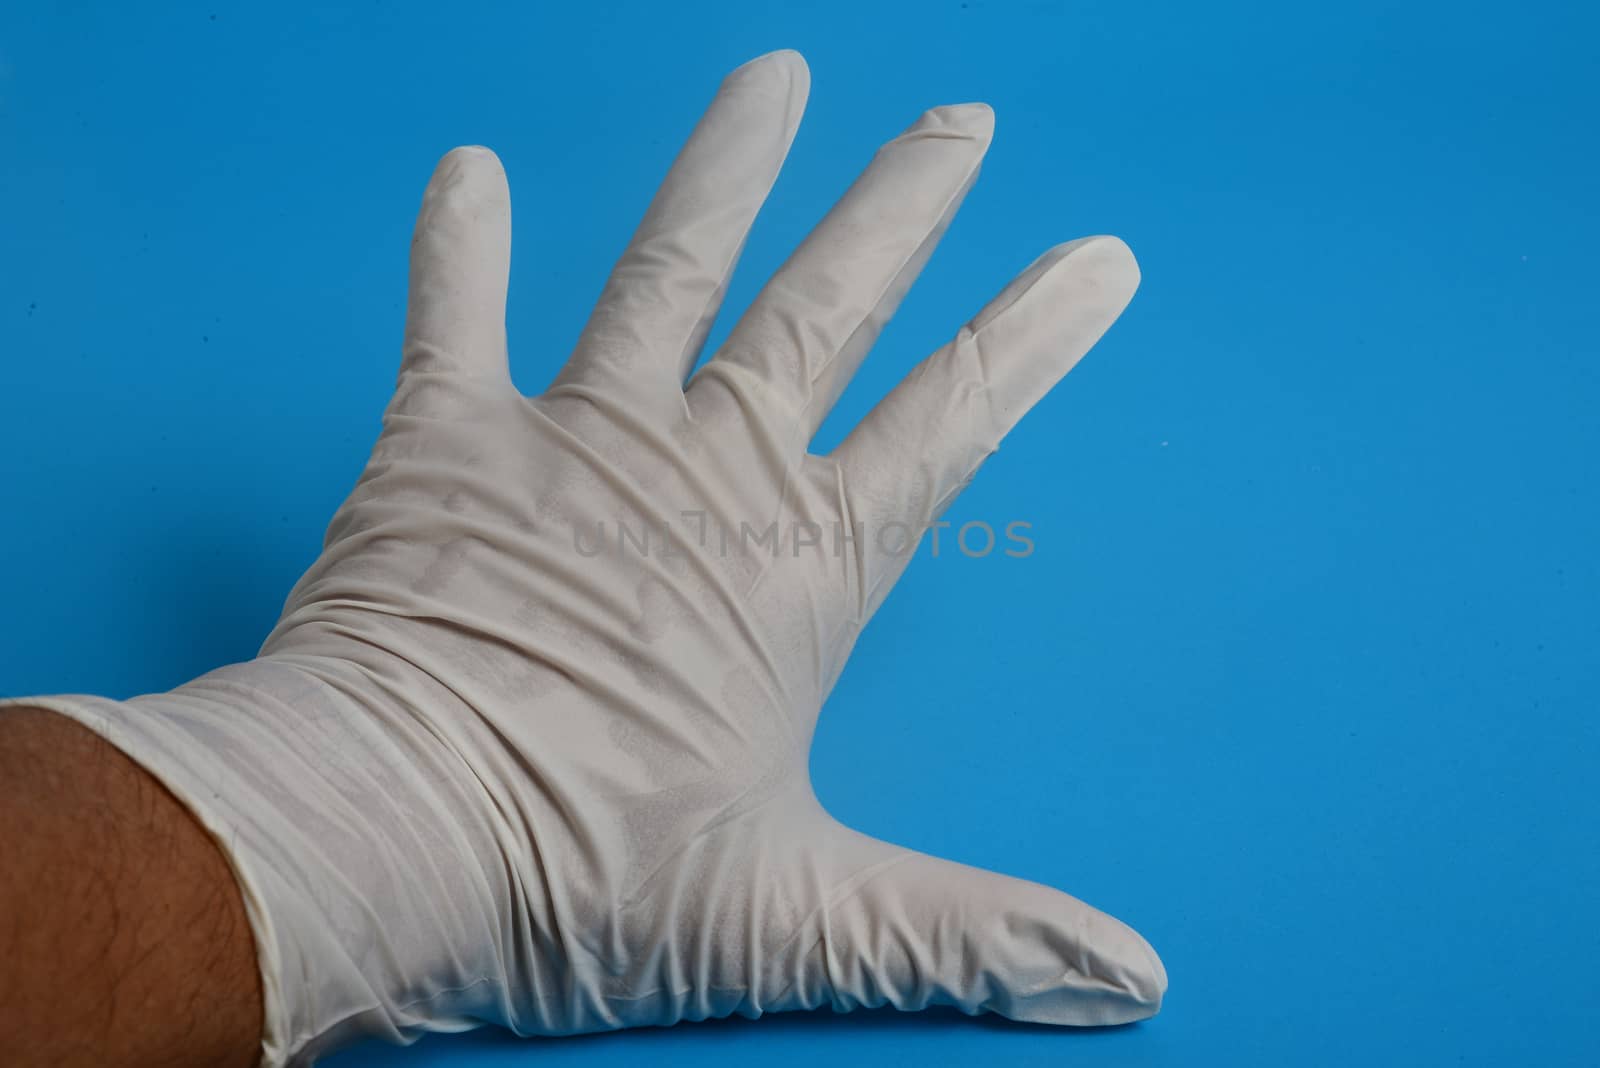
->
16, 50, 1163, 1064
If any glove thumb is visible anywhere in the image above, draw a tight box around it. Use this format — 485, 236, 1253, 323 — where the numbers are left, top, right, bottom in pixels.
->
773, 828, 1166, 1026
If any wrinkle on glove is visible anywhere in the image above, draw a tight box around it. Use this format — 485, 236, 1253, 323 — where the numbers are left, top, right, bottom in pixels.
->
2, 49, 1163, 1066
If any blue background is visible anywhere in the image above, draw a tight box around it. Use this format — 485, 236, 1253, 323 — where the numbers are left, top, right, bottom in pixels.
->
2, 2, 1596, 1064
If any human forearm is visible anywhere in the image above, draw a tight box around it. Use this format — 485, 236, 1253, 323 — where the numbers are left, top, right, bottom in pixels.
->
0, 706, 261, 1067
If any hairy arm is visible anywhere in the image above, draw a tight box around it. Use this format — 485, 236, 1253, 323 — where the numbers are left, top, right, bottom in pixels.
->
0, 707, 261, 1067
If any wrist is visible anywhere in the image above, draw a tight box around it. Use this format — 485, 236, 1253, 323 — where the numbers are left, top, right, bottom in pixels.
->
0, 705, 262, 1067
5, 656, 518, 1064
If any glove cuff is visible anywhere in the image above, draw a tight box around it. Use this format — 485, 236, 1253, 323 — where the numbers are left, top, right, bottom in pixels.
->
2, 655, 515, 1066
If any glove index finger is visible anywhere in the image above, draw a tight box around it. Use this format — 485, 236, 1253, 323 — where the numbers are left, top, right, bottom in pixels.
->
830, 236, 1140, 615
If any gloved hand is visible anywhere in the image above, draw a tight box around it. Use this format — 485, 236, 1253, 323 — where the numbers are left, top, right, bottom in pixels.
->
6, 49, 1163, 1065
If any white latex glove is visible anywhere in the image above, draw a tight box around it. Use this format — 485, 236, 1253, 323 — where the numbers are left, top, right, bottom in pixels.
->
7, 50, 1163, 1065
